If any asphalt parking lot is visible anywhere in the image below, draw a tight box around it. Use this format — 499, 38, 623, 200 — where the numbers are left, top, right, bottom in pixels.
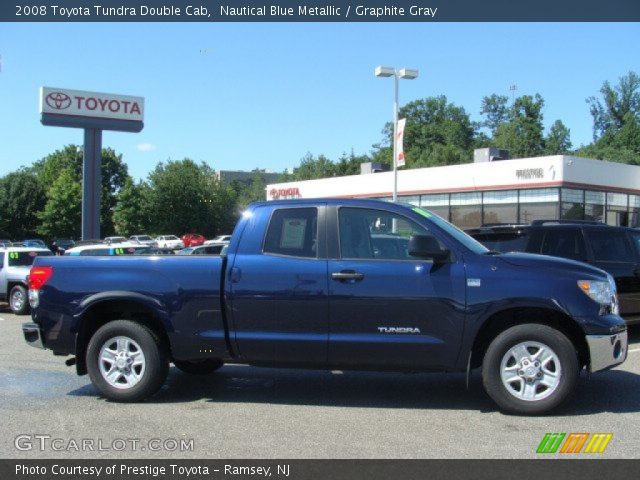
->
1, 307, 639, 459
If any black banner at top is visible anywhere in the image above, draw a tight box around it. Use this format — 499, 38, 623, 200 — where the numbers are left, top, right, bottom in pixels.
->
2, 0, 640, 22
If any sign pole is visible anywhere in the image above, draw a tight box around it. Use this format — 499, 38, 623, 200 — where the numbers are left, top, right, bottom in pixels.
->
82, 128, 102, 240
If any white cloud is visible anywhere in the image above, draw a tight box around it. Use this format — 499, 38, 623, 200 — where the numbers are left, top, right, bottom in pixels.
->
136, 143, 157, 152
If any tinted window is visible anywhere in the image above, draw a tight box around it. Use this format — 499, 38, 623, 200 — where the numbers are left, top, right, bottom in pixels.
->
629, 232, 640, 258
586, 230, 633, 262
540, 229, 587, 261
473, 232, 529, 252
264, 208, 318, 258
339, 207, 431, 260
7, 251, 53, 266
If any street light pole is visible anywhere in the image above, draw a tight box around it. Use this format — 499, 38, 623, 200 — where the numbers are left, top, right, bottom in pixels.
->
375, 66, 418, 202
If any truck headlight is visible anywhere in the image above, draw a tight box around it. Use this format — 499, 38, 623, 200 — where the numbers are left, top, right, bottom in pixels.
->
577, 278, 618, 314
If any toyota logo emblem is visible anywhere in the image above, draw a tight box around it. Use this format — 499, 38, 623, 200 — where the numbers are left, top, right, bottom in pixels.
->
269, 188, 278, 198
45, 92, 71, 110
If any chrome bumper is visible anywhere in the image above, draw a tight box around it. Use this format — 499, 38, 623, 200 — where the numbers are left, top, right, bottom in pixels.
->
586, 330, 627, 372
22, 322, 45, 349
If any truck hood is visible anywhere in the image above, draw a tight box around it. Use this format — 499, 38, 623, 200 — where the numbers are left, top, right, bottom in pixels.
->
496, 252, 608, 279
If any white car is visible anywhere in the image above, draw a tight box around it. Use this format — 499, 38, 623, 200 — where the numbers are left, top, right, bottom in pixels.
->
155, 235, 184, 250
204, 234, 232, 245
129, 235, 157, 247
104, 236, 127, 244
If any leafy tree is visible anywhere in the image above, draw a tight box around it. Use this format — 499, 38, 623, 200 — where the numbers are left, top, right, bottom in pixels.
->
112, 178, 152, 236
493, 94, 545, 158
289, 153, 336, 180
0, 170, 46, 240
146, 159, 234, 236
233, 172, 267, 211
31, 145, 129, 237
587, 71, 640, 140
37, 170, 81, 239
374, 96, 475, 168
545, 120, 572, 155
480, 94, 510, 135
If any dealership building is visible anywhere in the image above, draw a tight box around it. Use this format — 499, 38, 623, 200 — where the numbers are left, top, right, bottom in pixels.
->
266, 150, 640, 229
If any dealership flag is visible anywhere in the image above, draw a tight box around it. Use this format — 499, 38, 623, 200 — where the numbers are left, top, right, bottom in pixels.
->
396, 118, 406, 167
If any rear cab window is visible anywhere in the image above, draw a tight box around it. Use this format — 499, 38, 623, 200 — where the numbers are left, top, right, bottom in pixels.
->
263, 208, 318, 258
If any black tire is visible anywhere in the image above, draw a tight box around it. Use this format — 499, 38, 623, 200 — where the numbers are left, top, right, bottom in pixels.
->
482, 323, 579, 415
174, 359, 223, 375
9, 285, 29, 315
86, 320, 169, 402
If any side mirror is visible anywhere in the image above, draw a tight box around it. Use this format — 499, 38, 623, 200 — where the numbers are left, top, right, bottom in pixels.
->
408, 235, 450, 262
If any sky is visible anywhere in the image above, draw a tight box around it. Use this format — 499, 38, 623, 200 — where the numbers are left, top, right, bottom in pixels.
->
1, 22, 639, 181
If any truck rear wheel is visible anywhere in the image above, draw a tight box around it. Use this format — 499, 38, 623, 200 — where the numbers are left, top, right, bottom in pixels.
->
9, 285, 29, 315
86, 320, 169, 402
174, 359, 223, 374
482, 323, 579, 415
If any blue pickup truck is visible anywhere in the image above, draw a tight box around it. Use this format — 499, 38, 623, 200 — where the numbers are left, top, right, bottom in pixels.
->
22, 199, 627, 414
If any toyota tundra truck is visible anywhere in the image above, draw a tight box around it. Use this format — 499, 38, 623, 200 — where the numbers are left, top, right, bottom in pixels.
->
22, 199, 628, 414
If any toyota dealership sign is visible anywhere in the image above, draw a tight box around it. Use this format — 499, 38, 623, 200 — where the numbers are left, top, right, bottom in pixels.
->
40, 87, 144, 122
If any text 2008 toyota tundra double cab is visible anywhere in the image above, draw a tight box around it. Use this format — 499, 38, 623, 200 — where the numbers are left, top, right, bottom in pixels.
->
22, 199, 627, 414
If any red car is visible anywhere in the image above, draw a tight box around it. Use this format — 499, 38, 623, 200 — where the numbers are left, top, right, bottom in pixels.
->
180, 233, 205, 247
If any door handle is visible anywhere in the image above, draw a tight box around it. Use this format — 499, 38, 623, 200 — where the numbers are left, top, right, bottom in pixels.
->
331, 270, 364, 282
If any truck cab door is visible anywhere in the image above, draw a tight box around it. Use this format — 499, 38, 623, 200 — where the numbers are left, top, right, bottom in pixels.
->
227, 205, 329, 366
327, 206, 466, 370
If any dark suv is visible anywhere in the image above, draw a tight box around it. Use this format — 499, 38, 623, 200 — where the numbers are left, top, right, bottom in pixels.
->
467, 220, 640, 324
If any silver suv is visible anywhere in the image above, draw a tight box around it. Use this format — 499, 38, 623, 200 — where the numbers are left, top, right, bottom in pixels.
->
0, 247, 53, 314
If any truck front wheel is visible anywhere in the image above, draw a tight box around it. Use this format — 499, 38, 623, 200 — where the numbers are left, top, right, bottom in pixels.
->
482, 323, 579, 415
86, 320, 169, 402
174, 359, 223, 374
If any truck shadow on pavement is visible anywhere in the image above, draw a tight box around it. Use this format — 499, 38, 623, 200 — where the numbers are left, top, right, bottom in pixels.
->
69, 364, 640, 416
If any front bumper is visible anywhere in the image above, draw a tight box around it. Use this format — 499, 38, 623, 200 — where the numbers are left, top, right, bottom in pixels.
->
586, 330, 627, 372
22, 322, 45, 349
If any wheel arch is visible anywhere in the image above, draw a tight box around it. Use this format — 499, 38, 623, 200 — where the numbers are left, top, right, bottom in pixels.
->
469, 307, 589, 372
74, 297, 172, 375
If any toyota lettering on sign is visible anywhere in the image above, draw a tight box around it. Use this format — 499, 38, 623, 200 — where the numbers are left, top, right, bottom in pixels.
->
270, 187, 301, 199
40, 87, 144, 122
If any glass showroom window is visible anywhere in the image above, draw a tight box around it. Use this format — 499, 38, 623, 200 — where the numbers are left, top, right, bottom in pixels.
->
450, 192, 482, 229
482, 190, 518, 225
420, 193, 450, 221
519, 188, 559, 224
585, 190, 605, 223
561, 188, 585, 220
399, 195, 421, 206
630, 195, 640, 228
606, 192, 629, 226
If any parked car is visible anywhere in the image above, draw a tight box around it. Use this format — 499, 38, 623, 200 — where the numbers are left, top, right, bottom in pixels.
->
21, 239, 47, 249
0, 239, 12, 248
65, 243, 145, 256
155, 235, 184, 250
177, 244, 225, 255
129, 235, 157, 247
0, 247, 53, 314
132, 246, 174, 255
181, 233, 206, 247
204, 234, 232, 245
24, 199, 627, 414
104, 236, 128, 244
51, 239, 75, 255
466, 220, 640, 324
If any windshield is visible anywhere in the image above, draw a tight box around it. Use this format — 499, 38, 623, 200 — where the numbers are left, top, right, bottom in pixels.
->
166, 236, 179, 240
137, 236, 152, 241
410, 206, 489, 255
7, 250, 53, 266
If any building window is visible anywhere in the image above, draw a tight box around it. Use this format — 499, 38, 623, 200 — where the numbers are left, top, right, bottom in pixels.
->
630, 195, 640, 228
518, 188, 559, 224
561, 189, 585, 220
483, 190, 518, 225
399, 195, 420, 206
450, 192, 481, 229
585, 190, 605, 223
421, 194, 450, 222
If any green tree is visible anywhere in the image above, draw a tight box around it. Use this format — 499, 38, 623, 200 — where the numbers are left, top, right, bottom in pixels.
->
493, 94, 545, 158
233, 172, 267, 211
587, 71, 640, 140
112, 178, 152, 236
0, 170, 46, 240
480, 94, 510, 135
146, 159, 234, 236
31, 145, 129, 237
290, 153, 336, 180
37, 170, 81, 239
374, 96, 475, 168
545, 120, 572, 155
